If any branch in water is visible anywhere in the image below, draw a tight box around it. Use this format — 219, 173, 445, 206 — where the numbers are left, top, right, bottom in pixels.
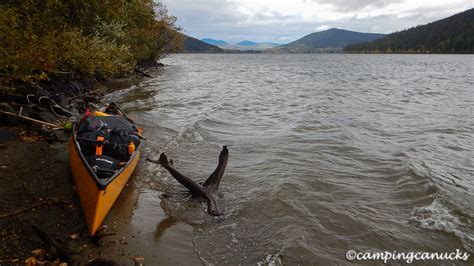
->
147, 146, 229, 215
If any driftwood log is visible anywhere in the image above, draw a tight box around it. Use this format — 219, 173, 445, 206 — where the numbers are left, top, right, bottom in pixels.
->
147, 146, 229, 216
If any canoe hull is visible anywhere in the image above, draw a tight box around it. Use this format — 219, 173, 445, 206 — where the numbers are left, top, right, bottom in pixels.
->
69, 136, 140, 236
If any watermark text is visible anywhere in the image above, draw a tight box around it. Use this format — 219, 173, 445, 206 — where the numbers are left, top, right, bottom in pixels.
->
346, 249, 470, 264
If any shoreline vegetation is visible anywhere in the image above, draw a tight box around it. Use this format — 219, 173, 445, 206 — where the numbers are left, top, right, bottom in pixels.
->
1, 0, 182, 84
344, 8, 474, 54
0, 0, 183, 135
0, 1, 182, 264
0, 0, 184, 133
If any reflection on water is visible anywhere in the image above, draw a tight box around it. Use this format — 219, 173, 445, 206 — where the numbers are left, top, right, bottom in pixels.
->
102, 54, 473, 264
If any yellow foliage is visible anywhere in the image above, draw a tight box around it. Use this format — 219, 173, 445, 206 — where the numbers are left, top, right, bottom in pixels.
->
0, 0, 182, 83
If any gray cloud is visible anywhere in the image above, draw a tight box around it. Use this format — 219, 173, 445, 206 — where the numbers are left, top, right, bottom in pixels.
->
161, 0, 473, 43
310, 0, 404, 12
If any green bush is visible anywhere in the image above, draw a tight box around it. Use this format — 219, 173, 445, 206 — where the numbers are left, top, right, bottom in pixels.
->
0, 0, 182, 83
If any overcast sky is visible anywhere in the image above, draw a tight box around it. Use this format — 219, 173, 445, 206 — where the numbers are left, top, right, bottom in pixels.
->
160, 0, 473, 44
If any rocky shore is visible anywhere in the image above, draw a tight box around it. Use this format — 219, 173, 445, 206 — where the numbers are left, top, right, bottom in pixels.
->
0, 71, 152, 265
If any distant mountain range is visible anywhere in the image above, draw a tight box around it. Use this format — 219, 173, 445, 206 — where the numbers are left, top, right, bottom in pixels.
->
344, 8, 474, 53
201, 38, 229, 46
201, 38, 282, 50
236, 40, 258, 46
184, 29, 384, 52
270, 28, 385, 53
221, 43, 281, 51
182, 35, 223, 52
196, 29, 385, 52
181, 9, 473, 54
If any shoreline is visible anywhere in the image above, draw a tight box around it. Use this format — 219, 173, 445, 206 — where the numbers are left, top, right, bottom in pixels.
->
0, 138, 94, 263
0, 77, 152, 264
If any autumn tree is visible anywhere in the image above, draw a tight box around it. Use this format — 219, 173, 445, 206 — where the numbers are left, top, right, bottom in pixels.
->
0, 0, 183, 83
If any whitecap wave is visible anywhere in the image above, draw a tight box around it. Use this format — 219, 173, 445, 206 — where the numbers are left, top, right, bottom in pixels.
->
256, 249, 284, 266
410, 199, 474, 252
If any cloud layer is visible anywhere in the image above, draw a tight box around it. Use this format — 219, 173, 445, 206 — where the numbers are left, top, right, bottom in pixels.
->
161, 0, 473, 43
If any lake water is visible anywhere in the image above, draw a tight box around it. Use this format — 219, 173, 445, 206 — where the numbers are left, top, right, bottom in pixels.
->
105, 54, 473, 264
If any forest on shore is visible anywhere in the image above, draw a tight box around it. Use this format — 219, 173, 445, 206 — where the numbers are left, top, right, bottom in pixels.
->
344, 8, 473, 54
0, 0, 183, 84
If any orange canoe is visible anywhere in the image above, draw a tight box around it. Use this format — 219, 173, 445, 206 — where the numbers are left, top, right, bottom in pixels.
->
69, 110, 141, 236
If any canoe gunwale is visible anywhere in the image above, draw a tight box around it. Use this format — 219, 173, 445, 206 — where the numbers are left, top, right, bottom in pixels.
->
71, 123, 141, 191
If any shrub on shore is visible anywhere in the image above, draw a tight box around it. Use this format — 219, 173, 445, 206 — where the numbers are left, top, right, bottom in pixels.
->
0, 0, 183, 83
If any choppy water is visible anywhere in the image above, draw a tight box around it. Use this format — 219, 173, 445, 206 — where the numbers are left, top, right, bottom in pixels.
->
106, 54, 473, 264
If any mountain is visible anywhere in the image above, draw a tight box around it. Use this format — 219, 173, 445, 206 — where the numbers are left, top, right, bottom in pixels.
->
344, 8, 474, 53
218, 41, 282, 51
195, 38, 283, 51
266, 42, 283, 46
201, 38, 229, 45
236, 40, 258, 46
183, 36, 224, 52
271, 28, 385, 53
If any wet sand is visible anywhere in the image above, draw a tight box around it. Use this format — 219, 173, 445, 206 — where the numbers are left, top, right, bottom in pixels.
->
0, 132, 92, 263
0, 75, 203, 264
0, 129, 201, 265
90, 167, 202, 265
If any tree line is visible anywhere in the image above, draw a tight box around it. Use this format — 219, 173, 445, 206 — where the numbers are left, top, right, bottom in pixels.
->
344, 8, 473, 54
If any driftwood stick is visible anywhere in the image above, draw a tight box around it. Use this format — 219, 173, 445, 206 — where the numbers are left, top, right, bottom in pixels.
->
32, 224, 118, 265
0, 85, 18, 91
31, 224, 72, 264
147, 146, 229, 215
202, 146, 228, 215
0, 109, 61, 129
87, 259, 119, 266
90, 226, 116, 245
147, 154, 207, 197
203, 146, 228, 191
133, 67, 152, 78
0, 198, 70, 218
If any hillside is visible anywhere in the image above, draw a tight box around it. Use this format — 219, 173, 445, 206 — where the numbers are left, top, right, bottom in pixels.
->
201, 38, 229, 45
344, 8, 474, 53
183, 36, 224, 52
271, 28, 385, 53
